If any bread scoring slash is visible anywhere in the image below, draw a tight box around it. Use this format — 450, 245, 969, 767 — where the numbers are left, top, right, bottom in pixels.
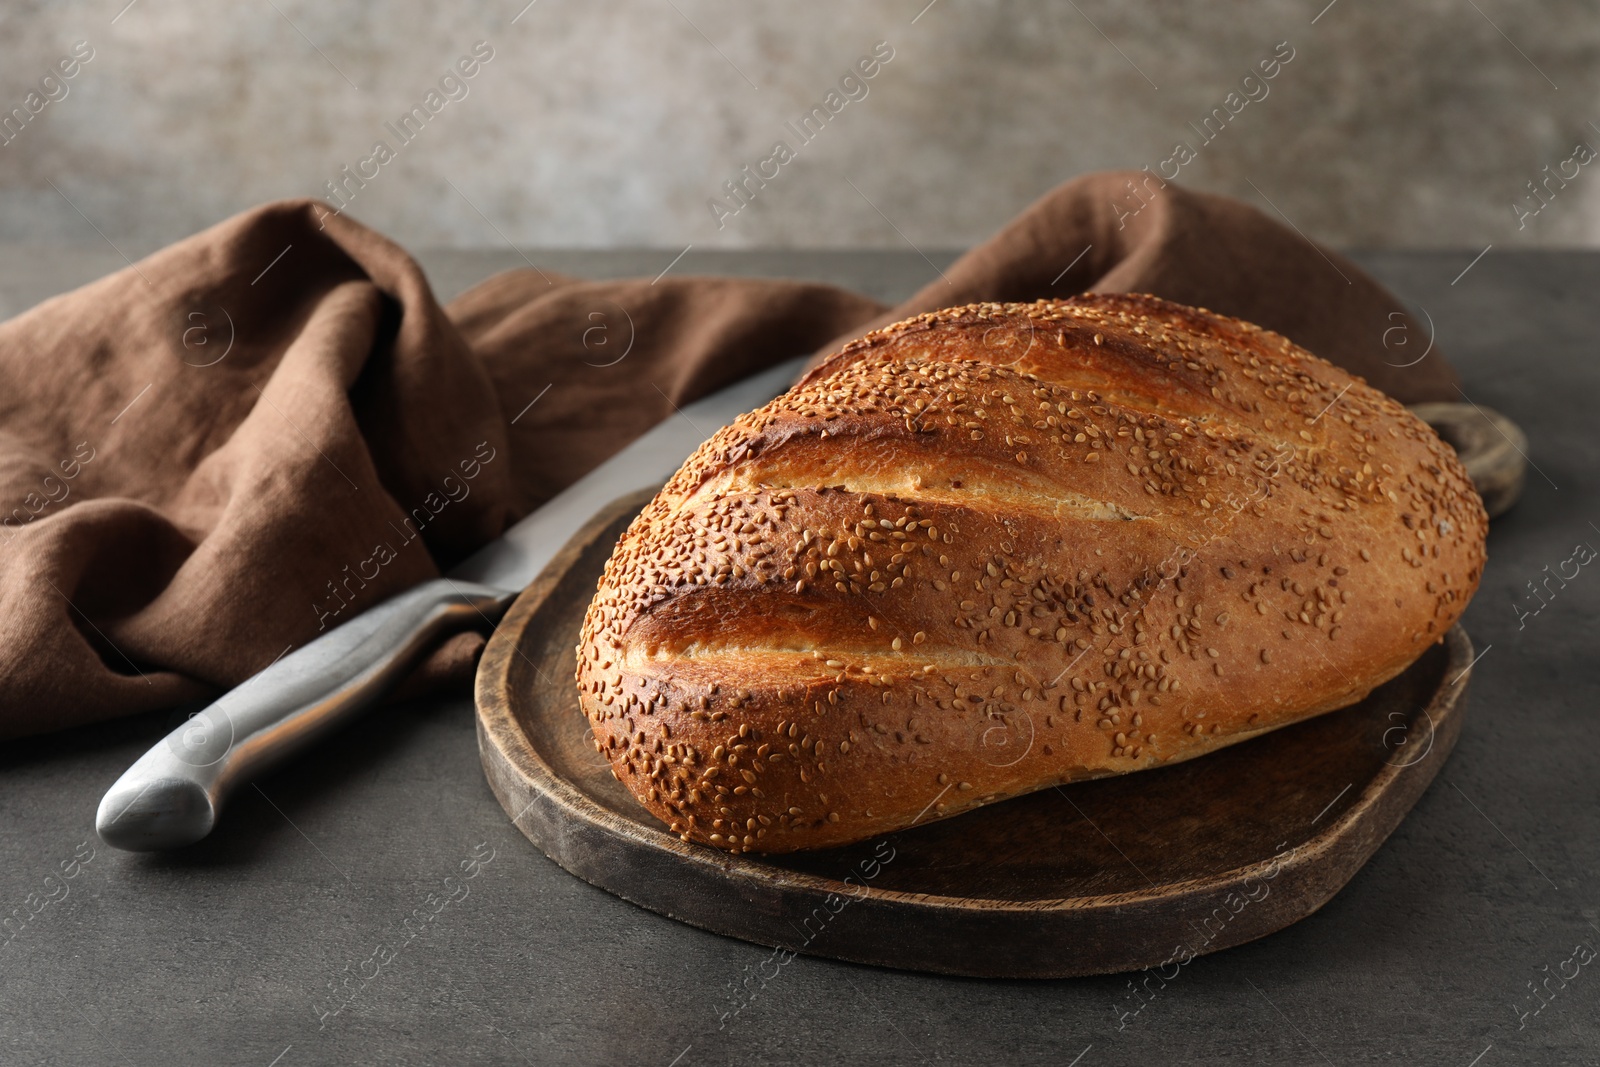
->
576, 294, 1488, 853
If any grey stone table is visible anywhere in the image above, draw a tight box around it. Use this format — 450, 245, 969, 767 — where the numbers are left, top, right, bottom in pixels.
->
2, 247, 1596, 1067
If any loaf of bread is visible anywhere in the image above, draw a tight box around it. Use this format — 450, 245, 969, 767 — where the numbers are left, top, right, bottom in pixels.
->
576, 294, 1488, 853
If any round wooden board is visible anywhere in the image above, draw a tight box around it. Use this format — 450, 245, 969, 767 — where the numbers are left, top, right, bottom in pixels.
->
474, 488, 1475, 979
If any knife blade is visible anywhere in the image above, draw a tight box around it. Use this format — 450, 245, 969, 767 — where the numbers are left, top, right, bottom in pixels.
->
95, 355, 808, 851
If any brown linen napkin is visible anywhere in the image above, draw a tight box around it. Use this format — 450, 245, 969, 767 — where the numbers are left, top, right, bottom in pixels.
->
0, 171, 1458, 739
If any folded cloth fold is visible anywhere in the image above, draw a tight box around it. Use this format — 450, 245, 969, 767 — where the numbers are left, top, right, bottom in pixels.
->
0, 171, 1458, 739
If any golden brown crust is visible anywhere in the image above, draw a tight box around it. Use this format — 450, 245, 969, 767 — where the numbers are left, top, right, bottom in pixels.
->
576, 294, 1488, 853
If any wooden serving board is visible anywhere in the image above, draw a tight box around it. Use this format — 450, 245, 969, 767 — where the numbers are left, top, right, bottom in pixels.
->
475, 488, 1475, 979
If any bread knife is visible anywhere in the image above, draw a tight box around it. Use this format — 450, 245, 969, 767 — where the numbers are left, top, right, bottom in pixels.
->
95, 355, 808, 852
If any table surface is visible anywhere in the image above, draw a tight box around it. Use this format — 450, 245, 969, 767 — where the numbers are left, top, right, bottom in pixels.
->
3, 247, 1597, 1067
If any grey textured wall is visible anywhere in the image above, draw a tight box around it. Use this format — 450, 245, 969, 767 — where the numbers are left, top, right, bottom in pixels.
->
0, 0, 1595, 254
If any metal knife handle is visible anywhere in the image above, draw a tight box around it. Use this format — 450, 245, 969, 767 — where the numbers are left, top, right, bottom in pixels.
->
95, 578, 511, 851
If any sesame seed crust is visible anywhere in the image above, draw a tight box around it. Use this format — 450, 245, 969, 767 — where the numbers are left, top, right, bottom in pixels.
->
576, 294, 1488, 854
